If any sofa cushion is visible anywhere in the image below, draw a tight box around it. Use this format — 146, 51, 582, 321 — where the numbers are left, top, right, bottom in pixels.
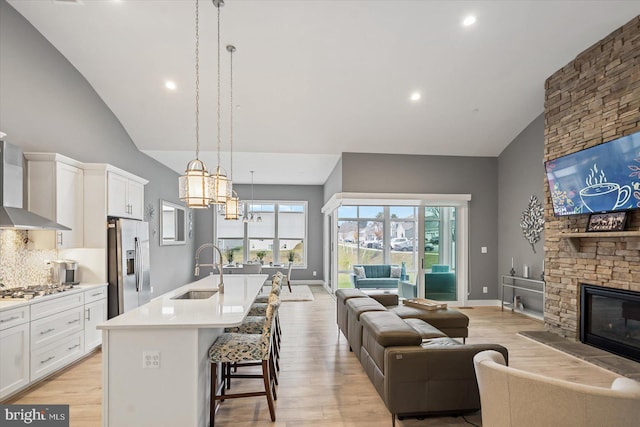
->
403, 318, 448, 339
346, 298, 387, 360
362, 264, 392, 278
360, 311, 422, 347
390, 266, 402, 278
353, 266, 366, 279
431, 264, 450, 273
336, 289, 368, 339
355, 278, 399, 289
391, 306, 469, 339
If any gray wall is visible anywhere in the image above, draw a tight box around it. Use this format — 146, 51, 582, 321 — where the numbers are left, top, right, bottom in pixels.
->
339, 152, 498, 300
323, 157, 343, 203
0, 0, 195, 296
193, 184, 325, 282
497, 114, 545, 305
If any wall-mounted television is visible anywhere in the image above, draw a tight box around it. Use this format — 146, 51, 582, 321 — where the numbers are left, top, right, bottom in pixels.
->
545, 130, 640, 216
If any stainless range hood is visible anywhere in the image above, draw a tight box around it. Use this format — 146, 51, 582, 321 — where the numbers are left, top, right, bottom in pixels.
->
0, 140, 70, 230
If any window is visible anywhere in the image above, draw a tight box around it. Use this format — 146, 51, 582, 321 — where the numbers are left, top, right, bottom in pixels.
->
336, 206, 418, 288
216, 201, 307, 266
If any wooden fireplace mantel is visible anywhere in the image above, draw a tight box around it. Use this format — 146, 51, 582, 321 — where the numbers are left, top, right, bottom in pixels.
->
559, 230, 640, 252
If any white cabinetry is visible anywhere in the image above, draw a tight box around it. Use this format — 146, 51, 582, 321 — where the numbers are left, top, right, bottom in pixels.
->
84, 165, 148, 249
25, 153, 84, 249
107, 171, 145, 220
0, 285, 108, 400
0, 306, 30, 400
30, 293, 85, 381
84, 287, 107, 352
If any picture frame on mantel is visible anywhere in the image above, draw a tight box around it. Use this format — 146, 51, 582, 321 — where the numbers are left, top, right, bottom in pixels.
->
586, 211, 628, 232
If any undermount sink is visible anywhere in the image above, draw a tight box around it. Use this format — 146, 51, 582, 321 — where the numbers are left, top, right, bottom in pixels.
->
171, 290, 218, 300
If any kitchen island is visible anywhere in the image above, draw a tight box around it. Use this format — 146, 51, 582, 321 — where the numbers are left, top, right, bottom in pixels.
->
98, 274, 267, 427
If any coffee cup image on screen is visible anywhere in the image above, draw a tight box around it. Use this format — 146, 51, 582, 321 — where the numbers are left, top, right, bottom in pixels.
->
579, 182, 631, 212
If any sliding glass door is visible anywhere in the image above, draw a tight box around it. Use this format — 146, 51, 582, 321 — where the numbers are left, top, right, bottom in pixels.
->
423, 206, 457, 301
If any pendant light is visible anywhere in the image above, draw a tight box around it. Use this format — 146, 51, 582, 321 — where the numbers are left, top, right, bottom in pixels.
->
210, 0, 232, 205
223, 44, 241, 220
243, 171, 256, 223
179, 0, 213, 208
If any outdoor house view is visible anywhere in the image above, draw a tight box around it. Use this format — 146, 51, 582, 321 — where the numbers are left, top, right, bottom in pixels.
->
337, 205, 457, 301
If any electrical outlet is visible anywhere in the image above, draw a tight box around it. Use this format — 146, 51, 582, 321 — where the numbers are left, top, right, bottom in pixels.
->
312, 271, 317, 276
143, 351, 160, 369
150, 286, 154, 294
482, 286, 488, 294
481, 246, 487, 253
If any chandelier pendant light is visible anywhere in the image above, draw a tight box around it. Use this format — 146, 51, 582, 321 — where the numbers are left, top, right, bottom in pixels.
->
210, 0, 231, 205
243, 171, 262, 223
223, 44, 241, 220
179, 0, 213, 209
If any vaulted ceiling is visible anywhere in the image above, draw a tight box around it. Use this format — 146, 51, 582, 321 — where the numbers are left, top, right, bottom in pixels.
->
7, 0, 639, 184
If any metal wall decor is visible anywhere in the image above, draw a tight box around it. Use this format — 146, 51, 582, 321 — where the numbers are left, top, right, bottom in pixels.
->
520, 195, 544, 253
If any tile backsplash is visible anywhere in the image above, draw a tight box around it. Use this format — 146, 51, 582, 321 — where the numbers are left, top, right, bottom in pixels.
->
0, 230, 57, 288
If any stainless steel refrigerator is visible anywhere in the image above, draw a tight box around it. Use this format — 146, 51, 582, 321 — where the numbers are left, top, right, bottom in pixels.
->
107, 218, 151, 318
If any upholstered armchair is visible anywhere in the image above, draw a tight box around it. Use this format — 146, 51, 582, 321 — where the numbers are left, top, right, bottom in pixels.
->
473, 350, 640, 427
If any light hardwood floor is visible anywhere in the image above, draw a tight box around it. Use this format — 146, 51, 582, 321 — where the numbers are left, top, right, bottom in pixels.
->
7, 286, 625, 426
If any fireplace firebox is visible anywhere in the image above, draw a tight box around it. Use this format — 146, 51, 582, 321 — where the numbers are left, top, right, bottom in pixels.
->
580, 284, 640, 363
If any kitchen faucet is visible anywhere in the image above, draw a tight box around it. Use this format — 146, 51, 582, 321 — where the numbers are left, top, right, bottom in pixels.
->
194, 243, 225, 293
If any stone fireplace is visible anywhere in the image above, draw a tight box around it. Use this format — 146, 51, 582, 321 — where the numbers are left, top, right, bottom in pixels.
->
544, 16, 640, 341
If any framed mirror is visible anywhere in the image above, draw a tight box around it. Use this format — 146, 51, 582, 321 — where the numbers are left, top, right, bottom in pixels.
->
160, 200, 187, 246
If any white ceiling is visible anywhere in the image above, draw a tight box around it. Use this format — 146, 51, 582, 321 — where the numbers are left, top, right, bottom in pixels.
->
7, 1, 640, 184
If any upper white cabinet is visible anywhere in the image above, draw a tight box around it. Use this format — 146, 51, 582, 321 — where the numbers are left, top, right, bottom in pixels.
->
107, 171, 145, 220
25, 153, 84, 249
83, 164, 148, 248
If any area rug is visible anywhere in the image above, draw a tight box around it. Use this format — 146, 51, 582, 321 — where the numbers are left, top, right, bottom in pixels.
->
261, 285, 315, 302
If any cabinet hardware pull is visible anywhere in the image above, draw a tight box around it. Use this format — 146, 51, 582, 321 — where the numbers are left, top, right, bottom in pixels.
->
0, 315, 19, 323
40, 356, 55, 364
87, 308, 91, 322
40, 328, 55, 335
67, 319, 80, 325
68, 344, 80, 351
91, 293, 102, 297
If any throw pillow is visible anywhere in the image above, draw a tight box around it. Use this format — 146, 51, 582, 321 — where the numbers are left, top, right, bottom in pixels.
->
353, 266, 366, 279
390, 266, 401, 278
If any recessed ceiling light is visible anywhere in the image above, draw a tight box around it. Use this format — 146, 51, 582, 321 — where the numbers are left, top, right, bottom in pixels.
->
410, 92, 421, 101
165, 81, 177, 91
463, 15, 477, 27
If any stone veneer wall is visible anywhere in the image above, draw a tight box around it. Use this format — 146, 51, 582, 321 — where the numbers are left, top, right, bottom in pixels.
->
544, 16, 640, 339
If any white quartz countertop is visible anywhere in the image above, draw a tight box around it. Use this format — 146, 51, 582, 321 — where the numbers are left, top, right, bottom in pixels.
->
0, 283, 107, 312
98, 274, 267, 330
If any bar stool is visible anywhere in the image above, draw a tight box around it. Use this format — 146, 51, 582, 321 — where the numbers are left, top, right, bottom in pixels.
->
208, 299, 280, 425
254, 272, 283, 303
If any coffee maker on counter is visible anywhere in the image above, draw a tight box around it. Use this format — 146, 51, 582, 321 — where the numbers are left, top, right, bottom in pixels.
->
49, 259, 79, 285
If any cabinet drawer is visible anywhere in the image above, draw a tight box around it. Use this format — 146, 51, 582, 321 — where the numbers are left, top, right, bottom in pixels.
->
31, 307, 84, 349
31, 292, 84, 321
30, 331, 84, 382
84, 287, 107, 304
0, 306, 30, 331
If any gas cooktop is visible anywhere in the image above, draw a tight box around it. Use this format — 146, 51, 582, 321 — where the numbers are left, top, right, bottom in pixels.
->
0, 283, 78, 300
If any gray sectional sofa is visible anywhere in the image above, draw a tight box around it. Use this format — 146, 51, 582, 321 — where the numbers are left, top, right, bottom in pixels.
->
336, 289, 508, 426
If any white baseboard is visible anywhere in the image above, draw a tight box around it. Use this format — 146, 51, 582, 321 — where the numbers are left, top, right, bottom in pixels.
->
455, 299, 501, 307
290, 280, 325, 286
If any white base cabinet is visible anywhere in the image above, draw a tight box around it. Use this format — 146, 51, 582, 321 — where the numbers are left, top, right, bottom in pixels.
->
0, 316, 30, 400
0, 285, 107, 401
84, 287, 107, 353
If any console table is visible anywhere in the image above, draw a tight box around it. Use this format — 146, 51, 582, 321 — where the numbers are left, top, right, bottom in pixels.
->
500, 275, 545, 320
